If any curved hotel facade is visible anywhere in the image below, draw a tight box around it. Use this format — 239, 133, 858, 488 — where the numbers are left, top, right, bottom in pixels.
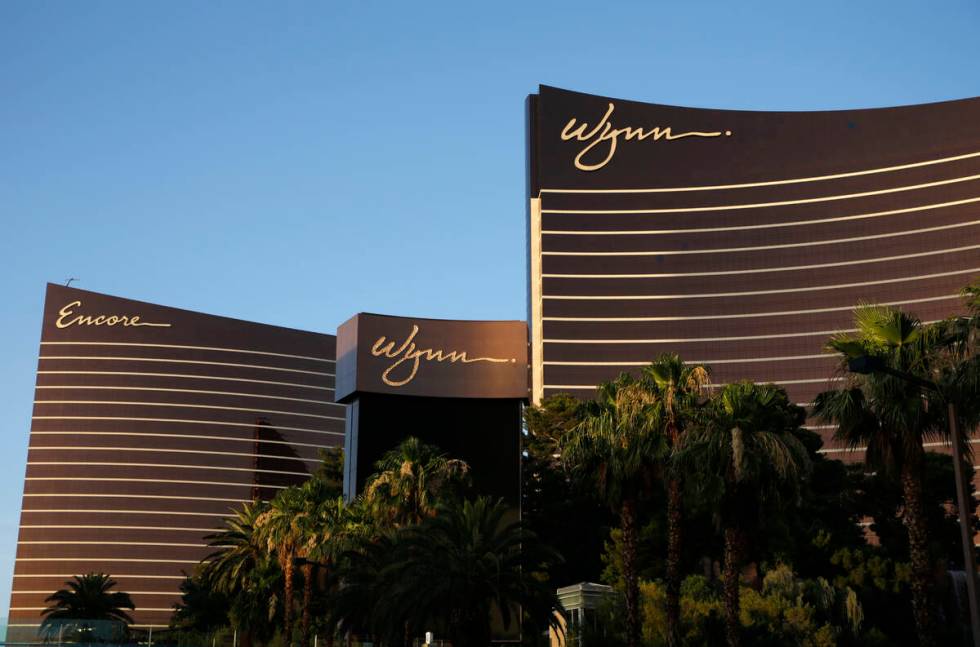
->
527, 86, 980, 454
9, 284, 342, 635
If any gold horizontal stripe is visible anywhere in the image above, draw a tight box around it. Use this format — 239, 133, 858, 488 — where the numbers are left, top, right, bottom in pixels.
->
818, 441, 980, 455
545, 377, 843, 390
8, 624, 180, 629
23, 493, 250, 503
19, 541, 205, 547
38, 355, 334, 377
542, 319, 943, 344
28, 446, 322, 464
540, 150, 980, 194
14, 590, 181, 595
707, 379, 841, 387
33, 399, 345, 421
20, 509, 231, 517
11, 607, 178, 612
544, 353, 829, 366
7, 624, 209, 632
543, 219, 980, 256
35, 384, 342, 407
544, 268, 980, 300
543, 243, 980, 278
16, 558, 199, 563
26, 475, 287, 489
10, 609, 175, 614
545, 329, 855, 343
41, 341, 334, 363
30, 431, 338, 451
19, 525, 215, 532
9, 610, 176, 618
30, 415, 344, 436
543, 293, 958, 322
542, 172, 980, 214
38, 370, 333, 391
26, 460, 309, 476
542, 195, 980, 233
12, 574, 185, 579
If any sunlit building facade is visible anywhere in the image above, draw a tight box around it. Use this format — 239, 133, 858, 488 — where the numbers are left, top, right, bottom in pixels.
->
527, 86, 980, 456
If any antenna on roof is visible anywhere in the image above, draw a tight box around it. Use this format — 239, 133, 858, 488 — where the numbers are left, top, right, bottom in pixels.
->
65, 278, 78, 287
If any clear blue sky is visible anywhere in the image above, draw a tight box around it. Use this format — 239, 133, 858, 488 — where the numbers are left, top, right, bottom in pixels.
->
1, 0, 978, 617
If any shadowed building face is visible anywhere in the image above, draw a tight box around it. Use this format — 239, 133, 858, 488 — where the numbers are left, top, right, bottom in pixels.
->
9, 284, 342, 637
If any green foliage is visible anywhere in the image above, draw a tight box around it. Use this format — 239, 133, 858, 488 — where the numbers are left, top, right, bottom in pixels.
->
226, 557, 282, 645
181, 439, 564, 647
815, 305, 947, 476
845, 452, 976, 566
330, 497, 562, 647
524, 394, 611, 585
562, 373, 670, 647
814, 301, 980, 645
170, 572, 229, 634
312, 446, 345, 498
637, 566, 866, 647
364, 435, 470, 527
562, 373, 668, 508
204, 500, 270, 593
678, 382, 812, 528
600, 518, 671, 589
758, 430, 867, 578
640, 354, 710, 444
203, 500, 281, 645
572, 593, 629, 647
524, 392, 583, 453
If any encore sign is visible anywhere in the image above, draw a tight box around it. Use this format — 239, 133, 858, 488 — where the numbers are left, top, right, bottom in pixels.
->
55, 300, 171, 329
334, 313, 529, 401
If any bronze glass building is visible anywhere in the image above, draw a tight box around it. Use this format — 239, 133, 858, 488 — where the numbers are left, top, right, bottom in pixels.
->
527, 86, 980, 455
9, 284, 343, 635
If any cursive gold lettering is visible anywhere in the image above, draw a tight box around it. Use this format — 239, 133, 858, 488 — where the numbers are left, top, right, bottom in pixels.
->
55, 300, 171, 329
561, 102, 731, 171
370, 324, 516, 387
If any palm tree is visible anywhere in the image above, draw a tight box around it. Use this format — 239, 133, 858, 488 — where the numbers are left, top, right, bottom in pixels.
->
41, 573, 135, 641
337, 497, 561, 647
170, 572, 229, 636
292, 477, 329, 647
678, 382, 811, 647
203, 500, 278, 647
205, 500, 269, 593
257, 487, 310, 647
296, 484, 369, 647
328, 526, 399, 643
561, 373, 666, 647
642, 354, 709, 647
363, 436, 470, 527
814, 305, 949, 647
